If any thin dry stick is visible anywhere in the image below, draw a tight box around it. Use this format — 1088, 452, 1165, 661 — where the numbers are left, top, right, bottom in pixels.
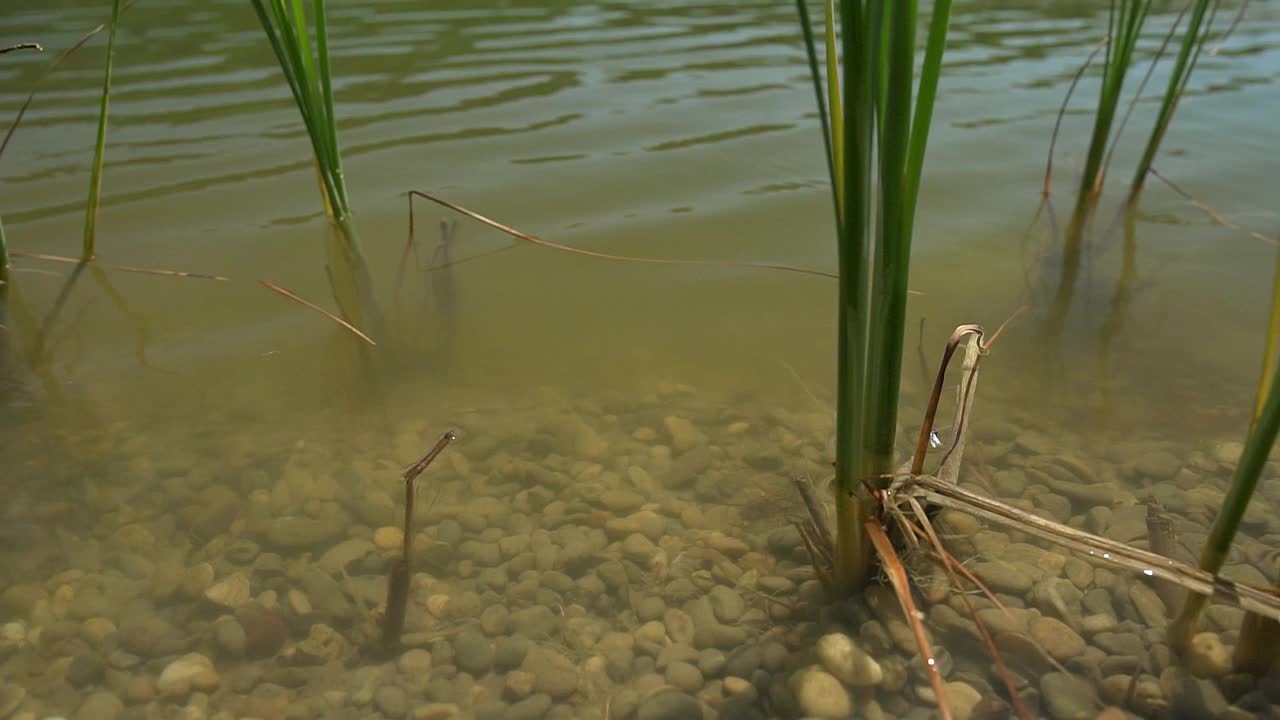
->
0, 43, 43, 54
1150, 168, 1272, 243
406, 190, 838, 280
11, 251, 229, 281
383, 430, 456, 649
896, 473, 1280, 623
906, 517, 1033, 720
910, 324, 983, 474
1208, 0, 1249, 55
865, 519, 953, 720
257, 279, 376, 346
0, 1, 137, 163
1101, 0, 1194, 183
1044, 38, 1110, 198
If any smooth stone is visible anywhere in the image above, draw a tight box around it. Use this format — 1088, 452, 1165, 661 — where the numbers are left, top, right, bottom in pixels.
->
637, 687, 704, 720
663, 416, 704, 451
213, 617, 247, 658
1030, 617, 1086, 662
399, 648, 433, 675
522, 645, 578, 700
606, 511, 666, 542
972, 560, 1034, 595
155, 653, 219, 697
264, 516, 340, 550
664, 608, 694, 646
707, 586, 746, 624
506, 693, 553, 720
791, 667, 852, 719
946, 681, 982, 720
598, 490, 645, 513
234, 604, 290, 659
374, 526, 404, 551
1040, 672, 1099, 720
374, 685, 409, 718
117, 615, 188, 659
505, 670, 536, 700
75, 690, 123, 720
621, 534, 659, 563
68, 653, 106, 688
204, 573, 250, 609
453, 630, 494, 675
1128, 583, 1167, 628
508, 606, 557, 639
414, 703, 462, 720
665, 661, 704, 693
815, 632, 882, 687
494, 635, 531, 671
1186, 632, 1231, 678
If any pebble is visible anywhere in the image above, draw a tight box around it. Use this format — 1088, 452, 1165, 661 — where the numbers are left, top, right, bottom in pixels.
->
374, 526, 404, 551
946, 681, 982, 720
374, 685, 409, 718
791, 667, 852, 719
1030, 617, 1086, 661
815, 632, 882, 687
1186, 632, 1232, 678
213, 617, 247, 658
665, 661, 704, 693
1041, 671, 1099, 720
453, 630, 494, 675
972, 560, 1034, 595
204, 573, 250, 609
506, 693, 553, 720
414, 703, 462, 720
156, 653, 219, 697
399, 648, 432, 675
637, 687, 704, 720
522, 645, 578, 699
75, 690, 123, 720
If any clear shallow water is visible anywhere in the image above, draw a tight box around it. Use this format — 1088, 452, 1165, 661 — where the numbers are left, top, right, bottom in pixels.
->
2, 1, 1280, 718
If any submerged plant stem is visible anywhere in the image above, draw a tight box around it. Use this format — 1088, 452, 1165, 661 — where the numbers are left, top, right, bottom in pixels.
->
82, 0, 122, 261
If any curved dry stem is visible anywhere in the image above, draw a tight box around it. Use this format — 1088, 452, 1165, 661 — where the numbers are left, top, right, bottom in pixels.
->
865, 519, 953, 720
257, 278, 376, 346
406, 190, 838, 281
1044, 39, 1109, 198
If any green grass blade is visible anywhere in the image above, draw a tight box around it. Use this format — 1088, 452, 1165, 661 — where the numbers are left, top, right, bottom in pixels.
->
1129, 0, 1220, 201
824, 0, 843, 214
0, 214, 9, 293
1171, 347, 1280, 648
81, 0, 123, 261
905, 0, 953, 231
313, 0, 349, 215
794, 0, 840, 230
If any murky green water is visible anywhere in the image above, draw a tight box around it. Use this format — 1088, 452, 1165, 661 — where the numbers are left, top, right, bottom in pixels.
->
3, 1, 1280, 718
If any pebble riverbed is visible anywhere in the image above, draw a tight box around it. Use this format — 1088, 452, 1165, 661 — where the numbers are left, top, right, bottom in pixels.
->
2, 381, 1279, 720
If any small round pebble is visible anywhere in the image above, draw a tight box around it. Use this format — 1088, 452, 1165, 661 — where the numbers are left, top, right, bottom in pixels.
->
398, 649, 433, 675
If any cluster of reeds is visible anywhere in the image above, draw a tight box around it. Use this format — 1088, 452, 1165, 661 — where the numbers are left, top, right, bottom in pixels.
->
250, 0, 382, 342
792, 0, 954, 590
1045, 0, 1224, 335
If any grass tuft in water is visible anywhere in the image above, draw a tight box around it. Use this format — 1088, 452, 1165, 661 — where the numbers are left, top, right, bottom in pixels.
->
794, 0, 954, 590
82, 0, 123, 262
250, 0, 381, 340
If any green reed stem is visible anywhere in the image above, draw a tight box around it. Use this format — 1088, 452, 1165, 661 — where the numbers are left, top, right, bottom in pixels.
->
1129, 0, 1220, 204
0, 215, 10, 293
795, 0, 951, 591
1171, 344, 1280, 650
250, 0, 351, 220
82, 0, 122, 261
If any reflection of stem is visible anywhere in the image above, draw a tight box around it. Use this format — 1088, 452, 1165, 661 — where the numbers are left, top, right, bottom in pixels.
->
32, 261, 89, 362
1044, 204, 1091, 340
1098, 209, 1138, 387
5, 278, 65, 404
87, 262, 155, 371
325, 217, 383, 346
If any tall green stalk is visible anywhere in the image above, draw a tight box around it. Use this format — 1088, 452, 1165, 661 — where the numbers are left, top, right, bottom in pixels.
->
1129, 0, 1220, 204
0, 215, 10, 294
82, 0, 123, 261
1231, 245, 1280, 674
1170, 323, 1280, 650
251, 0, 380, 338
795, 0, 953, 590
1047, 0, 1151, 337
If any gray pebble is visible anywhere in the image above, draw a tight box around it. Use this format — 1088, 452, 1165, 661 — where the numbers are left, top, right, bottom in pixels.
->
665, 661, 704, 693
452, 630, 494, 675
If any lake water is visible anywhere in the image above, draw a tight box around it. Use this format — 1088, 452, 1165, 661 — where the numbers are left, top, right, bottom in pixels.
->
2, 1, 1280, 718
